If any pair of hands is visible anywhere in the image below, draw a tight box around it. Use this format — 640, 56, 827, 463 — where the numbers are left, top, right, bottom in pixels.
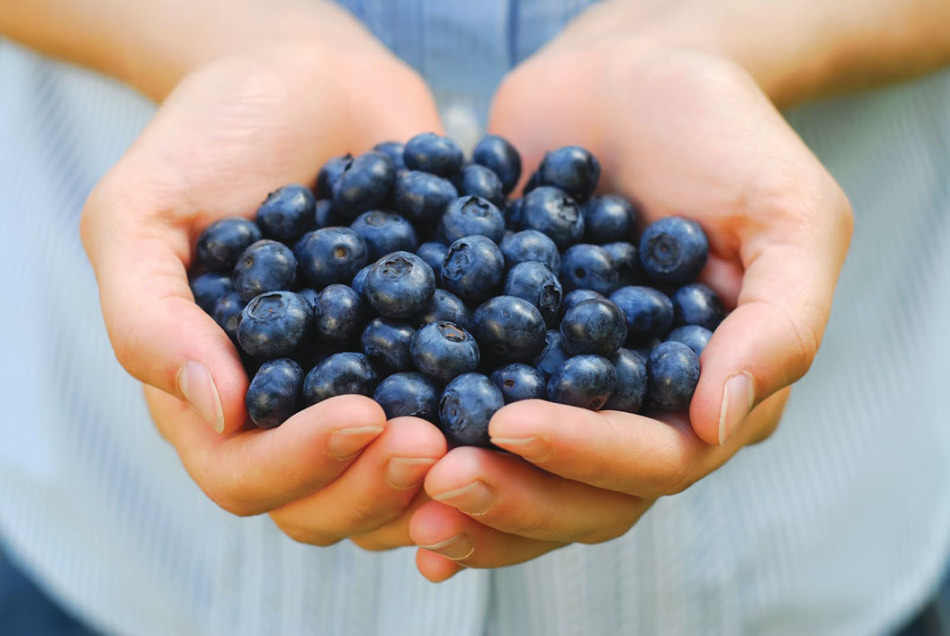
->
80, 6, 851, 582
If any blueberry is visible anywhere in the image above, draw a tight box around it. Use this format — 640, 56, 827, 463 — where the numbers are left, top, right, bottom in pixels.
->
332, 151, 396, 221
237, 291, 314, 359
609, 286, 675, 344
559, 244, 620, 295
314, 199, 340, 229
392, 170, 459, 226
533, 329, 569, 379
581, 195, 635, 244
639, 216, 709, 286
559, 298, 628, 357
212, 291, 245, 341
559, 289, 605, 320
647, 341, 700, 411
410, 321, 480, 384
490, 363, 547, 403
671, 283, 724, 331
456, 164, 505, 208
416, 241, 448, 280
472, 296, 547, 363
312, 284, 366, 344
667, 325, 713, 357
294, 227, 368, 290
246, 358, 304, 429
232, 239, 297, 302
440, 235, 506, 306
503, 261, 563, 325
602, 241, 640, 287
547, 355, 617, 411
350, 210, 418, 261
190, 271, 236, 314
316, 153, 353, 199
255, 184, 316, 243
403, 132, 464, 177
196, 217, 262, 271
603, 348, 648, 413
439, 196, 506, 244
350, 264, 372, 297
520, 186, 584, 249
438, 373, 504, 447
361, 318, 416, 373
472, 134, 522, 194
537, 146, 601, 202
364, 251, 436, 319
505, 198, 525, 228
415, 288, 473, 331
373, 372, 440, 422
302, 352, 379, 406
373, 140, 407, 171
499, 230, 560, 272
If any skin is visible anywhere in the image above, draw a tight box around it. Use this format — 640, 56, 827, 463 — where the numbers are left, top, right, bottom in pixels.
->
3, 0, 950, 583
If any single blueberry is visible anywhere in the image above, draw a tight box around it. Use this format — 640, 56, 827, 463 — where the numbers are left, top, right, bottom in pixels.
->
581, 195, 635, 244
559, 289, 605, 321
410, 321, 480, 384
361, 318, 416, 373
440, 235, 506, 306
503, 261, 563, 326
373, 140, 407, 171
302, 352, 379, 407
609, 286, 675, 344
196, 217, 262, 271
439, 196, 506, 244
374, 372, 440, 422
350, 264, 372, 298
255, 184, 316, 243
647, 341, 700, 411
602, 241, 640, 287
392, 170, 459, 227
364, 251, 436, 319
190, 271, 236, 315
547, 355, 617, 411
538, 146, 601, 202
314, 199, 340, 229
667, 325, 713, 357
212, 291, 245, 341
237, 291, 314, 359
312, 284, 366, 344
403, 132, 464, 177
603, 348, 648, 413
472, 134, 522, 194
533, 329, 569, 379
490, 363, 547, 404
350, 210, 418, 261
639, 216, 709, 286
559, 298, 628, 357
246, 358, 304, 429
456, 164, 505, 208
332, 151, 396, 222
415, 288, 473, 331
473, 296, 547, 363
438, 373, 504, 448
316, 153, 353, 199
559, 244, 620, 295
671, 283, 725, 331
520, 186, 584, 249
499, 230, 560, 272
294, 227, 368, 290
232, 239, 297, 302
416, 241, 449, 281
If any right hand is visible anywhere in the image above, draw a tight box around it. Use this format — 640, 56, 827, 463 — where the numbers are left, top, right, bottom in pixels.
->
80, 14, 447, 549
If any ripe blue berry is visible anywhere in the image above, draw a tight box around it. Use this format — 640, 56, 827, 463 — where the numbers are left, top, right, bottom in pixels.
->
316, 154, 352, 199
404, 132, 464, 177
190, 271, 236, 314
639, 216, 709, 286
237, 291, 314, 359
456, 164, 505, 207
440, 235, 506, 306
364, 251, 436, 319
197, 217, 262, 271
537, 146, 601, 202
373, 140, 407, 171
314, 199, 340, 229
212, 291, 245, 341
373, 372, 440, 422
559, 298, 628, 357
416, 241, 449, 281
647, 341, 700, 411
255, 184, 316, 243
609, 286, 675, 344
671, 283, 724, 331
294, 227, 368, 289
503, 261, 563, 325
302, 352, 379, 407
411, 321, 480, 384
547, 355, 617, 411
361, 318, 416, 373
232, 239, 297, 302
439, 196, 506, 244
559, 244, 620, 295
393, 170, 459, 226
558, 289, 605, 320
602, 241, 640, 287
246, 358, 304, 429
472, 296, 547, 363
438, 373, 504, 448
312, 284, 366, 344
415, 288, 473, 331
667, 325, 712, 357
603, 349, 648, 413
350, 210, 418, 261
520, 186, 584, 249
499, 230, 560, 272
332, 151, 396, 221
491, 363, 547, 403
534, 329, 570, 378
581, 195, 635, 244
472, 134, 521, 194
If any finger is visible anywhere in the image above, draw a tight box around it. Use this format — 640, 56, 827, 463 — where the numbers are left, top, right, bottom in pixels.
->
269, 417, 446, 546
490, 391, 788, 498
410, 501, 564, 574
423, 447, 645, 543
350, 490, 432, 552
146, 388, 387, 516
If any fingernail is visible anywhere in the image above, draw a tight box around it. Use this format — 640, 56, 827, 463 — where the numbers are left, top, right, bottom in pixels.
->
420, 534, 475, 561
177, 361, 224, 434
432, 481, 493, 516
489, 436, 552, 463
386, 457, 436, 490
719, 372, 756, 446
327, 426, 384, 460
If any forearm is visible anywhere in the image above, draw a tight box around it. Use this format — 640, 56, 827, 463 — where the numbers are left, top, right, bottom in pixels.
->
567, 0, 950, 107
0, 0, 378, 101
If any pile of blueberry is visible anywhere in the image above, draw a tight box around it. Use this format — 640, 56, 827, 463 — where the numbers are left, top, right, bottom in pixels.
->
189, 133, 724, 447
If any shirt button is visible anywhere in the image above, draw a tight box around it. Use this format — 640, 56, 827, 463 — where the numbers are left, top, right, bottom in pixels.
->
441, 102, 482, 154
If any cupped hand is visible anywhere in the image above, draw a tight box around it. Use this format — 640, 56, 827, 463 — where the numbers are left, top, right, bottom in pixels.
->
81, 19, 447, 549
410, 29, 852, 580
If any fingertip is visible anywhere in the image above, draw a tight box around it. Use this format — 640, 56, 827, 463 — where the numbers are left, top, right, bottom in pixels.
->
415, 548, 463, 583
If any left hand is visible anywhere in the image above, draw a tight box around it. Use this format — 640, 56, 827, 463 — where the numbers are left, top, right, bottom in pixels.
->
409, 10, 852, 581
